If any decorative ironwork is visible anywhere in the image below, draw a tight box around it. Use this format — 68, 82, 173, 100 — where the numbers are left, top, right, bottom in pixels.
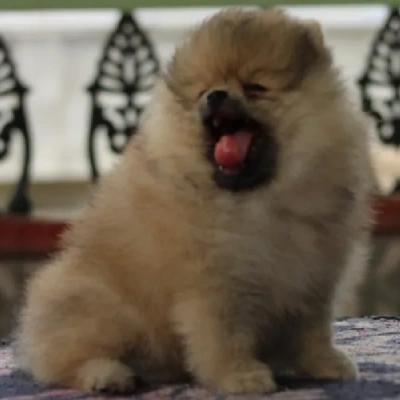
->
359, 8, 400, 148
0, 35, 32, 214
87, 12, 160, 181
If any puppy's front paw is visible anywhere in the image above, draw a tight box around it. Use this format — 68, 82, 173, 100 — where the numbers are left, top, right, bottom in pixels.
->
215, 362, 277, 394
76, 358, 135, 393
298, 347, 359, 381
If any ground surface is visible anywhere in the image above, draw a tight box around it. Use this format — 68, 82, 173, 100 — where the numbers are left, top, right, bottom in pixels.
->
0, 318, 399, 399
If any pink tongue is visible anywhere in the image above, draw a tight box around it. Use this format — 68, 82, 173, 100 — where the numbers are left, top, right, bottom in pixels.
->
214, 131, 254, 169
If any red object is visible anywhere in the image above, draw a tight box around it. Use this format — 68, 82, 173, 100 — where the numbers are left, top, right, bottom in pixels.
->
372, 195, 400, 234
0, 215, 68, 260
0, 195, 398, 261
214, 131, 253, 169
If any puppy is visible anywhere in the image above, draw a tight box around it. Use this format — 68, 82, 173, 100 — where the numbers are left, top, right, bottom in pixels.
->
15, 8, 374, 394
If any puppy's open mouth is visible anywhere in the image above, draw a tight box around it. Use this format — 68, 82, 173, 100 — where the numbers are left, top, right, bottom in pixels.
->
205, 111, 274, 191
212, 117, 255, 175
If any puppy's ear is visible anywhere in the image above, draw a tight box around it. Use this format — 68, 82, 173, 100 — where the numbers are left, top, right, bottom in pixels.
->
298, 19, 332, 70
283, 19, 331, 88
304, 19, 325, 50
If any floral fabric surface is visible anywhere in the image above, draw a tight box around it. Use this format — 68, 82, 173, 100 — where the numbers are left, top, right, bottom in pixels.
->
0, 317, 399, 400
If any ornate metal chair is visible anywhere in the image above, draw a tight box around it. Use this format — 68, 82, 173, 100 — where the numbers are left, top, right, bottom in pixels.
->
0, 7, 159, 260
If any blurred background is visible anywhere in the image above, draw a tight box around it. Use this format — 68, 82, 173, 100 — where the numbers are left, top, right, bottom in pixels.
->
1, 1, 400, 338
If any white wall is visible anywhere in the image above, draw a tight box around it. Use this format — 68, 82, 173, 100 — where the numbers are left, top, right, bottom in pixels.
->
0, 5, 395, 193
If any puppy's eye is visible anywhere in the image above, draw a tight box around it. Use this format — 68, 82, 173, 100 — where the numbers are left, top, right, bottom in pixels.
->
243, 83, 267, 94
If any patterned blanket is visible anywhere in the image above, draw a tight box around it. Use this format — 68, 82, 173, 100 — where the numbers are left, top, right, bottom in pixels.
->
0, 317, 399, 400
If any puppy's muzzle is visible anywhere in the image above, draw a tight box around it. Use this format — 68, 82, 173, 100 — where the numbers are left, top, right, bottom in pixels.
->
201, 90, 249, 131
200, 90, 277, 192
207, 90, 228, 110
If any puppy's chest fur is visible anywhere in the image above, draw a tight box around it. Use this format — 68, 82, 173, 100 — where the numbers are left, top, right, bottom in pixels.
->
216, 184, 358, 306
198, 194, 326, 317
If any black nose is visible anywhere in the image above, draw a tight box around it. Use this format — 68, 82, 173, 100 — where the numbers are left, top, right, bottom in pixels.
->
207, 90, 228, 109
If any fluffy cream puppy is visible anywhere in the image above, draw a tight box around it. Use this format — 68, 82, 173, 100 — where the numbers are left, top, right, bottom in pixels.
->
15, 8, 374, 394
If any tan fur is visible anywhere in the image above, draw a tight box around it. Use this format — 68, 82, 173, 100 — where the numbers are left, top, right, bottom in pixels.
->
15, 8, 374, 394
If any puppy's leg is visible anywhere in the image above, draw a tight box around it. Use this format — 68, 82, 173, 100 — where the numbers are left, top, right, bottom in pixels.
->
293, 315, 359, 381
174, 297, 276, 394
15, 266, 139, 393
75, 358, 135, 394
